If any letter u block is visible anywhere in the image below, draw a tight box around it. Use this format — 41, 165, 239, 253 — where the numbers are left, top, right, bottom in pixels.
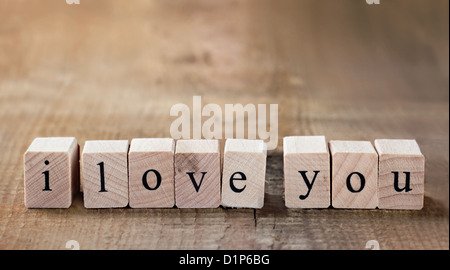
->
375, 139, 425, 210
24, 137, 79, 208
175, 140, 221, 208
82, 140, 129, 208
221, 139, 267, 209
329, 140, 378, 209
283, 136, 330, 208
129, 138, 175, 208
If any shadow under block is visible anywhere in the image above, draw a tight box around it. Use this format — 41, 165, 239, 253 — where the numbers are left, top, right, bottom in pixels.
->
175, 140, 221, 208
329, 141, 378, 209
129, 138, 175, 208
221, 139, 267, 208
283, 136, 330, 208
82, 140, 129, 208
24, 137, 79, 208
374, 139, 425, 210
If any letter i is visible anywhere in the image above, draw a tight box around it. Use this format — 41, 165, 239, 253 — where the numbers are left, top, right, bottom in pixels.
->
42, 160, 52, 191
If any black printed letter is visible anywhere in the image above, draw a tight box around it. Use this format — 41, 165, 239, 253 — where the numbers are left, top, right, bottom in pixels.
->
346, 172, 365, 193
230, 172, 246, 193
298, 171, 320, 200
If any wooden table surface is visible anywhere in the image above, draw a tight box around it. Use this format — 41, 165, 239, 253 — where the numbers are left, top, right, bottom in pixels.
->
0, 0, 448, 250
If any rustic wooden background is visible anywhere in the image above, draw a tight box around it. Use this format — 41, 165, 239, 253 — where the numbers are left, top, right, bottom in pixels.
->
0, 0, 448, 250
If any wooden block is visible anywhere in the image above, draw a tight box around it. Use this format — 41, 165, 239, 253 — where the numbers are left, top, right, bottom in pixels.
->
175, 140, 221, 208
374, 139, 425, 210
129, 138, 175, 208
24, 137, 79, 208
329, 140, 378, 209
82, 140, 129, 208
221, 139, 267, 208
283, 136, 330, 208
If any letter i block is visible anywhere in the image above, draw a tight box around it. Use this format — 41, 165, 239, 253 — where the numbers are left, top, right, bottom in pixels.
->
175, 140, 221, 208
283, 136, 330, 208
221, 139, 267, 209
129, 138, 175, 208
329, 141, 378, 209
82, 140, 129, 208
374, 139, 425, 210
24, 137, 79, 208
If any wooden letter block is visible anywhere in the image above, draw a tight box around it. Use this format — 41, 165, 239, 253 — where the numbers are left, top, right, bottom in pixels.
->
329, 141, 378, 209
24, 137, 79, 208
129, 138, 175, 208
175, 140, 221, 208
283, 136, 330, 208
82, 140, 129, 208
374, 139, 425, 210
221, 139, 267, 208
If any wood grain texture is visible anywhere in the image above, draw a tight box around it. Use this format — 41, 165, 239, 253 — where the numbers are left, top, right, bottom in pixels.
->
129, 138, 175, 208
23, 137, 79, 208
283, 136, 330, 208
82, 140, 129, 208
221, 139, 267, 209
375, 139, 425, 210
175, 140, 221, 208
329, 141, 378, 209
0, 0, 448, 249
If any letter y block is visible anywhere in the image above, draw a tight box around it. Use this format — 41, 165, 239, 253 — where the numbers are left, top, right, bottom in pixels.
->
283, 136, 330, 208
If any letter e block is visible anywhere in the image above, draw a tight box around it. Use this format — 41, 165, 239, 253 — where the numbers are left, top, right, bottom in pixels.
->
374, 139, 425, 210
329, 141, 378, 209
222, 139, 267, 208
175, 140, 221, 208
129, 138, 175, 208
82, 140, 129, 208
24, 137, 79, 208
283, 136, 330, 208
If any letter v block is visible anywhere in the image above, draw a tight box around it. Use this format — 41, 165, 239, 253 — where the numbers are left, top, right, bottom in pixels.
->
283, 136, 330, 208
175, 140, 221, 208
24, 137, 79, 208
82, 140, 129, 208
329, 141, 378, 209
374, 139, 425, 210
221, 139, 267, 208
129, 138, 175, 208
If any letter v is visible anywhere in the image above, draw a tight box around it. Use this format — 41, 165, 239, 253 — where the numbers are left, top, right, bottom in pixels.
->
186, 172, 207, 192
298, 171, 320, 200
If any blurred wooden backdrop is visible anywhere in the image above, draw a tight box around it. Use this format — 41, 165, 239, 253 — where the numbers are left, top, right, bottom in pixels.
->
0, 0, 448, 249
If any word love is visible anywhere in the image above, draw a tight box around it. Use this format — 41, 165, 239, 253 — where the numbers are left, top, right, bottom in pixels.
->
23, 136, 425, 210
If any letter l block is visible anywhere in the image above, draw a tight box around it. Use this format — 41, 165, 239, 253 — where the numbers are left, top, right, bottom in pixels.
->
82, 140, 129, 208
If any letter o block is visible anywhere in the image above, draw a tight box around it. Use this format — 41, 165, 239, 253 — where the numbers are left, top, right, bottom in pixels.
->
129, 138, 175, 208
329, 141, 378, 209
221, 139, 267, 209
